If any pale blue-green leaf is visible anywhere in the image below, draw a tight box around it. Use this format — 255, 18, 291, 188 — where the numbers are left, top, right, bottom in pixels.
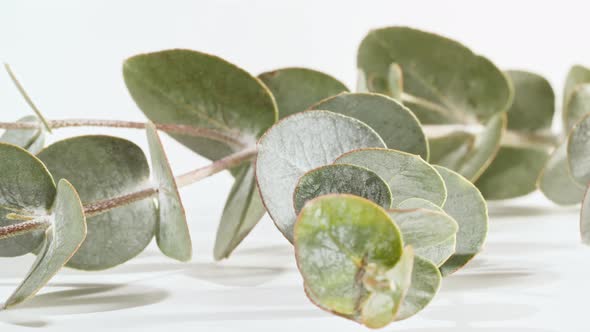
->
146, 123, 191, 262
3, 179, 86, 308
568, 114, 590, 185
256, 111, 386, 242
334, 148, 446, 207
538, 141, 585, 205
0, 143, 55, 257
310, 93, 428, 160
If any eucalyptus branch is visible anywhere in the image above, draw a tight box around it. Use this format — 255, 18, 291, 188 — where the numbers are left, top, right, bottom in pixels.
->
83, 145, 258, 217
0, 119, 247, 149
0, 218, 50, 240
423, 124, 559, 149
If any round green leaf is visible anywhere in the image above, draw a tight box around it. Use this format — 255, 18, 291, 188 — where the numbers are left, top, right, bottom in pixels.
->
568, 114, 590, 185
0, 143, 55, 257
538, 141, 585, 205
476, 146, 549, 200
357, 26, 512, 124
146, 123, 191, 262
293, 164, 392, 214
334, 148, 446, 207
258, 67, 348, 119
256, 111, 386, 242
395, 255, 441, 321
396, 197, 456, 266
0, 116, 45, 154
4, 179, 86, 308
214, 163, 266, 260
504, 70, 554, 132
564, 84, 590, 132
434, 166, 488, 276
428, 131, 474, 170
38, 136, 157, 270
580, 184, 590, 245
124, 49, 277, 162
294, 194, 403, 322
309, 92, 428, 160
387, 208, 458, 252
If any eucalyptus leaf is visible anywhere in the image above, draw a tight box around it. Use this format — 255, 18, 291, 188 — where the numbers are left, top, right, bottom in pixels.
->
146, 123, 191, 262
124, 49, 277, 162
397, 197, 457, 266
387, 208, 458, 253
0, 143, 55, 257
309, 93, 428, 160
431, 113, 506, 181
580, 184, 590, 245
0, 116, 45, 154
567, 114, 590, 185
564, 84, 590, 132
563, 64, 590, 108
395, 255, 441, 321
504, 70, 555, 132
538, 141, 585, 205
38, 136, 157, 270
357, 26, 512, 124
294, 194, 403, 326
334, 148, 446, 207
361, 247, 414, 329
4, 179, 86, 309
256, 111, 386, 242
258, 67, 348, 118
434, 166, 488, 276
214, 163, 266, 260
476, 146, 549, 200
428, 132, 474, 170
293, 164, 392, 213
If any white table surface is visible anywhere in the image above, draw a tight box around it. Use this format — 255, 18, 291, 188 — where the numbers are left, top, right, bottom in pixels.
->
3, 1, 590, 330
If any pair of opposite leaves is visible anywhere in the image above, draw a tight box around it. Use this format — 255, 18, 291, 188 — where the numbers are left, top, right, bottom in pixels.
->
0, 124, 190, 308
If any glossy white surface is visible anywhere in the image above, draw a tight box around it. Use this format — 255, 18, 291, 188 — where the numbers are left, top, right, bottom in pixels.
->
2, 1, 590, 331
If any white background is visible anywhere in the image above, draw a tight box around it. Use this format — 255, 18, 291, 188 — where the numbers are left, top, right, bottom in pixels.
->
1, 1, 590, 331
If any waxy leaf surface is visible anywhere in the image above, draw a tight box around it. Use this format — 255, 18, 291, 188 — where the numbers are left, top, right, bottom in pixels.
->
214, 163, 266, 260
0, 143, 55, 257
4, 180, 86, 308
564, 84, 590, 132
293, 164, 392, 213
434, 166, 488, 276
38, 136, 157, 270
256, 111, 385, 242
568, 114, 590, 185
334, 148, 446, 207
258, 67, 348, 119
580, 184, 590, 245
504, 70, 554, 132
146, 123, 191, 261
394, 255, 441, 321
538, 142, 585, 205
387, 208, 458, 253
124, 49, 277, 162
310, 93, 428, 160
476, 146, 549, 200
294, 195, 403, 325
357, 26, 512, 124
0, 116, 45, 154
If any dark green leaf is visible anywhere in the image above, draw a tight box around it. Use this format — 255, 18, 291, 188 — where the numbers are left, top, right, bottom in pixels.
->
293, 164, 392, 213
258, 67, 348, 119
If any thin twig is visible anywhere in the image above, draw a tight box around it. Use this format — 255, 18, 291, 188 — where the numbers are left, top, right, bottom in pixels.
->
0, 219, 50, 240
82, 146, 258, 216
0, 119, 248, 149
